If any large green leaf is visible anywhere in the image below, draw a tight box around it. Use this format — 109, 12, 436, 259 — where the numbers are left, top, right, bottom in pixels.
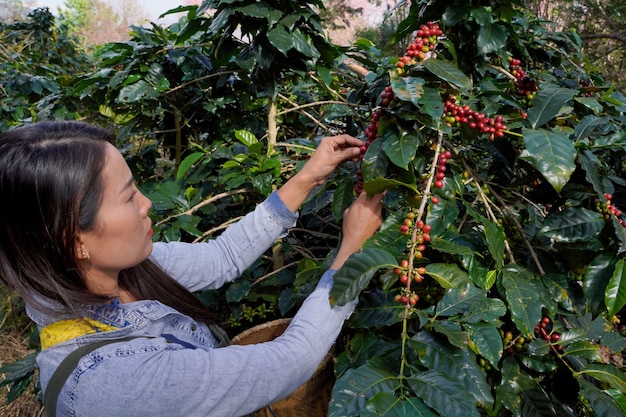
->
605, 258, 626, 318
526, 84, 577, 128
328, 363, 399, 417
406, 371, 481, 417
409, 331, 493, 408
361, 392, 439, 417
476, 21, 507, 56
383, 131, 419, 169
421, 59, 472, 95
331, 248, 397, 306
495, 357, 556, 417
579, 379, 626, 417
520, 128, 577, 193
364, 176, 419, 195
425, 198, 460, 238
583, 253, 617, 318
499, 265, 554, 336
361, 139, 389, 183
467, 323, 503, 369
349, 289, 404, 328
433, 284, 502, 320
266, 24, 293, 56
389, 73, 426, 108
537, 207, 604, 243
574, 115, 605, 141
237, 4, 282, 25
176, 152, 204, 180
578, 363, 626, 394
118, 79, 160, 103
579, 149, 606, 197
482, 215, 505, 270
424, 263, 472, 289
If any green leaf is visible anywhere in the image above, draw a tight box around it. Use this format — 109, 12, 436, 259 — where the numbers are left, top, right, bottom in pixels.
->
579, 379, 626, 417
328, 363, 399, 417
331, 248, 397, 306
349, 289, 404, 328
237, 4, 282, 25
362, 392, 439, 417
526, 84, 577, 128
361, 139, 389, 183
578, 363, 626, 394
291, 27, 320, 60
421, 59, 472, 96
409, 331, 493, 408
406, 371, 481, 417
118, 79, 159, 103
579, 150, 606, 197
467, 323, 503, 369
424, 263, 472, 289
537, 207, 605, 243
425, 198, 460, 237
266, 24, 292, 56
421, 87, 445, 126
574, 115, 605, 141
332, 179, 355, 222
434, 284, 488, 318
225, 280, 251, 303
0, 353, 38, 385
431, 321, 468, 349
605, 258, 626, 318
176, 152, 204, 180
389, 74, 426, 108
520, 128, 577, 193
234, 129, 259, 147
364, 177, 418, 196
482, 216, 505, 269
383, 131, 419, 169
499, 265, 554, 336
476, 22, 507, 56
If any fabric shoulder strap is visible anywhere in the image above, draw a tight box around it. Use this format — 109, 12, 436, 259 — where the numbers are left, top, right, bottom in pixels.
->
44, 336, 145, 417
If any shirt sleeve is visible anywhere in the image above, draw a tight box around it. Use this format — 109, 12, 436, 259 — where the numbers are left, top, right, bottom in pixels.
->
58, 271, 358, 417
149, 191, 298, 292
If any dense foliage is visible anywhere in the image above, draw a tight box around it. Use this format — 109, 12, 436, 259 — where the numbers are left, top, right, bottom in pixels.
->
1, 0, 626, 416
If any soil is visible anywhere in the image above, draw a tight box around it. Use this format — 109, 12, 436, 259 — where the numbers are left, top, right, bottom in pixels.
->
0, 326, 43, 417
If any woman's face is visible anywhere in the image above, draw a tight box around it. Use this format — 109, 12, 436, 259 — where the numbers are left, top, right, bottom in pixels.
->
78, 143, 153, 288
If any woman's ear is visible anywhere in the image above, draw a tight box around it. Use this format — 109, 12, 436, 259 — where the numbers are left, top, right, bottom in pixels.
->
74, 235, 90, 261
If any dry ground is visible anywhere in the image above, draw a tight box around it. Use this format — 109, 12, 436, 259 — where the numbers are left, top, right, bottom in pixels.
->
0, 327, 43, 417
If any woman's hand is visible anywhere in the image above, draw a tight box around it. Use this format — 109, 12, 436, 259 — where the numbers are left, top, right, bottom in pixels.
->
277, 135, 363, 212
330, 192, 385, 270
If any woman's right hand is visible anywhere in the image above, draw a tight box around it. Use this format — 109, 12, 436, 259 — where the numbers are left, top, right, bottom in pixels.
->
330, 192, 385, 270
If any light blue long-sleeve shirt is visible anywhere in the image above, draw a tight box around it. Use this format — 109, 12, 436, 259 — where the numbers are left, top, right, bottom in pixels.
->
28, 192, 356, 417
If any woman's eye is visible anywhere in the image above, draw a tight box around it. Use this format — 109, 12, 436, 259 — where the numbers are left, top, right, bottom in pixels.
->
128, 190, 137, 202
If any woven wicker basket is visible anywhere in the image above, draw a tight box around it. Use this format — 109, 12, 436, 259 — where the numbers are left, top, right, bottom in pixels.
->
231, 318, 335, 417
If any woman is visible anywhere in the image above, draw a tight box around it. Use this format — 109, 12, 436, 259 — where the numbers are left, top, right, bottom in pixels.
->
0, 120, 384, 416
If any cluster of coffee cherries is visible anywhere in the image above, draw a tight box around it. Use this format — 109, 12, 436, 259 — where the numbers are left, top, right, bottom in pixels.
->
601, 193, 626, 228
354, 104, 388, 194
396, 21, 443, 71
501, 330, 527, 354
443, 98, 508, 141
398, 210, 432, 255
433, 149, 452, 189
534, 316, 563, 353
392, 257, 427, 306
508, 57, 538, 102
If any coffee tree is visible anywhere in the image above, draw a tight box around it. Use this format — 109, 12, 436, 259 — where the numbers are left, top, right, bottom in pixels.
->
326, 1, 626, 416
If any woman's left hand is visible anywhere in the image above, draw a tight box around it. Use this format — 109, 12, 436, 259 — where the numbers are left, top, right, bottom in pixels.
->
277, 134, 363, 212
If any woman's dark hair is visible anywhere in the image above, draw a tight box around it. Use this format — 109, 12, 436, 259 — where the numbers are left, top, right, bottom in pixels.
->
0, 120, 214, 325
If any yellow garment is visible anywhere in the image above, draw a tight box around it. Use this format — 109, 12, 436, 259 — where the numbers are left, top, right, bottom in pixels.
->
40, 318, 119, 350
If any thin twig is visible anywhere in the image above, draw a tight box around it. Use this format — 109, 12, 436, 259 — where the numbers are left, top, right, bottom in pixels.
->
192, 215, 244, 243
156, 189, 249, 226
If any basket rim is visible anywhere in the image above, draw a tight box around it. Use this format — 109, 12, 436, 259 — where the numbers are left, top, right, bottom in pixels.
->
231, 317, 292, 345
